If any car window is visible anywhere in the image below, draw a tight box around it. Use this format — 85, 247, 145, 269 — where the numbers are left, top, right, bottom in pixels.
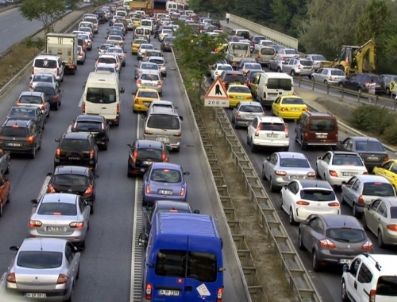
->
350, 258, 361, 276
377, 276, 397, 296
352, 179, 360, 191
60, 138, 91, 151
150, 168, 181, 183
138, 91, 158, 99
228, 86, 251, 93
34, 59, 57, 68
53, 174, 89, 187
258, 122, 284, 131
370, 199, 382, 210
363, 182, 395, 197
309, 217, 324, 233
309, 118, 335, 131
377, 203, 387, 217
147, 115, 180, 130
322, 153, 331, 163
270, 153, 277, 165
327, 228, 366, 243
239, 105, 263, 113
19, 95, 43, 104
0, 126, 29, 137
87, 88, 116, 104
357, 263, 373, 283
65, 243, 74, 263
300, 189, 335, 201
287, 181, 298, 194
355, 140, 385, 152
74, 121, 102, 132
279, 158, 310, 168
17, 251, 63, 269
281, 98, 304, 105
137, 148, 162, 160
38, 202, 77, 216
332, 154, 363, 166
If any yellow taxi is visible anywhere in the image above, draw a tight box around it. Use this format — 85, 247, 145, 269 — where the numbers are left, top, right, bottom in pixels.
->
132, 88, 160, 112
373, 160, 397, 189
271, 95, 307, 120
131, 38, 148, 55
227, 84, 253, 108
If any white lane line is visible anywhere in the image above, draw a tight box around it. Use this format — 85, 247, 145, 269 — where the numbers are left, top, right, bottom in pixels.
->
37, 176, 51, 200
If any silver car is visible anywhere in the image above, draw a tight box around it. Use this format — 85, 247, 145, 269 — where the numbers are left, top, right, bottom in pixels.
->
261, 152, 316, 191
147, 56, 167, 77
29, 73, 59, 90
311, 68, 346, 85
341, 175, 396, 218
282, 58, 313, 76
5, 238, 80, 301
305, 54, 327, 71
29, 193, 91, 250
231, 101, 264, 128
135, 62, 160, 79
364, 197, 397, 247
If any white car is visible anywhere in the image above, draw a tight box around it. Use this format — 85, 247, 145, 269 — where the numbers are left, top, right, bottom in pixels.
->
106, 46, 126, 67
281, 179, 340, 224
311, 68, 346, 85
137, 43, 155, 60
316, 151, 368, 186
147, 56, 167, 77
136, 72, 163, 95
210, 63, 233, 80
96, 54, 121, 72
148, 100, 177, 114
247, 116, 289, 152
159, 28, 173, 41
29, 73, 58, 90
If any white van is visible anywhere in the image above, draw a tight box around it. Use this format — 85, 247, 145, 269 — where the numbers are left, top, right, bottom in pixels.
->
134, 26, 151, 41
252, 72, 294, 107
32, 54, 64, 82
81, 71, 124, 126
140, 19, 153, 33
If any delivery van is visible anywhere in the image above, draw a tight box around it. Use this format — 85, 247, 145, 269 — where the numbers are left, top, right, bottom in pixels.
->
81, 71, 124, 126
141, 212, 224, 301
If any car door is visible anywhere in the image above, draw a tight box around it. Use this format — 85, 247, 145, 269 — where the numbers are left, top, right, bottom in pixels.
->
0, 175, 9, 207
365, 199, 381, 234
65, 242, 80, 282
281, 181, 298, 214
344, 258, 361, 302
342, 177, 358, 206
272, 97, 281, 115
341, 138, 353, 152
316, 152, 331, 180
303, 216, 324, 251
355, 263, 373, 302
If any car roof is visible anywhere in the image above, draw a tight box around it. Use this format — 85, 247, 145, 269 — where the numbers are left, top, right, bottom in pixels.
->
257, 116, 284, 123
41, 193, 78, 205
148, 56, 164, 61
148, 107, 178, 116
299, 179, 332, 189
75, 114, 105, 123
320, 214, 362, 229
354, 175, 389, 182
136, 139, 163, 149
349, 136, 380, 142
34, 55, 59, 60
151, 162, 181, 170
3, 119, 31, 127
19, 238, 67, 252
63, 131, 91, 140
34, 82, 55, 88
228, 84, 250, 89
150, 100, 173, 105
19, 91, 43, 97
278, 152, 307, 159
54, 165, 90, 176
154, 200, 192, 212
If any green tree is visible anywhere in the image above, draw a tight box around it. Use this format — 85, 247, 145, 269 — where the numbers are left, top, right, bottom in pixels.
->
20, 0, 66, 34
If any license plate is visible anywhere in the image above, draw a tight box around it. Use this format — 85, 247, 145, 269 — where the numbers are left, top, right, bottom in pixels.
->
143, 161, 152, 165
342, 172, 356, 176
26, 293, 47, 298
156, 137, 169, 143
68, 157, 80, 160
315, 133, 327, 139
159, 189, 173, 195
266, 133, 278, 138
6, 142, 21, 147
46, 226, 67, 232
339, 259, 351, 265
158, 289, 180, 296
367, 156, 379, 161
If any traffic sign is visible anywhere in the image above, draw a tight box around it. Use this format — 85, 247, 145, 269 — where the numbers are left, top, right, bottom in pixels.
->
204, 78, 229, 107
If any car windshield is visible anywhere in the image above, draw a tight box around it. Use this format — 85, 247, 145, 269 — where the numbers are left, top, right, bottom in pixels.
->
224, 74, 245, 83
281, 97, 304, 105
138, 91, 158, 98
311, 55, 326, 61
141, 74, 160, 81
300, 189, 335, 201
0, 126, 29, 137
98, 57, 116, 64
355, 140, 385, 152
137, 148, 162, 160
34, 59, 57, 68
280, 158, 310, 168
147, 115, 179, 130
258, 122, 284, 131
149, 59, 164, 65
326, 228, 366, 243
53, 174, 89, 187
332, 154, 364, 166
75, 121, 102, 132
229, 86, 250, 93
299, 60, 313, 66
285, 49, 298, 55
155, 250, 217, 282
17, 251, 63, 269
218, 65, 232, 71
309, 118, 335, 131
32, 75, 52, 83
239, 105, 263, 113
363, 182, 395, 196
377, 276, 397, 296
86, 88, 116, 104
38, 202, 77, 216
150, 168, 181, 183
245, 64, 261, 70
261, 48, 275, 55
60, 138, 90, 151
267, 78, 292, 90
9, 108, 36, 118
142, 64, 158, 70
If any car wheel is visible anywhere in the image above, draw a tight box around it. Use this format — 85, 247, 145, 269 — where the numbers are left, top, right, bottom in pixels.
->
246, 135, 250, 145
289, 208, 296, 225
90, 205, 94, 215
269, 178, 278, 192
30, 147, 36, 159
298, 231, 305, 250
341, 280, 349, 302
378, 230, 385, 248
0, 202, 3, 217
261, 167, 266, 180
312, 250, 321, 272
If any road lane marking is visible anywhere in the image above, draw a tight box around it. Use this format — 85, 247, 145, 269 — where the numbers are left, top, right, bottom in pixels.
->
37, 176, 51, 200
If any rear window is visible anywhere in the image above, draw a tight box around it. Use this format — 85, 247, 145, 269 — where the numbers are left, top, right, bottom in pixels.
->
38, 202, 77, 216
355, 140, 385, 152
258, 122, 284, 131
0, 126, 29, 137
285, 49, 298, 55
326, 228, 366, 243
332, 154, 364, 166
32, 75, 53, 83
138, 91, 158, 98
229, 86, 251, 93
363, 182, 395, 196
239, 105, 263, 113
17, 251, 63, 269
34, 59, 57, 68
141, 74, 160, 81
60, 138, 91, 151
34, 86, 55, 96
261, 48, 275, 55
141, 63, 158, 70
147, 115, 180, 130
309, 118, 336, 131
224, 74, 245, 83
137, 148, 162, 160
281, 97, 304, 105
150, 169, 181, 183
98, 57, 116, 64
149, 59, 164, 65
86, 88, 116, 104
331, 70, 344, 76
267, 78, 292, 90
218, 65, 232, 71
9, 108, 36, 119
311, 55, 326, 61
18, 95, 42, 104
245, 63, 261, 70
280, 158, 310, 168
300, 189, 335, 201
377, 276, 397, 296
53, 174, 89, 187
300, 60, 313, 66
74, 121, 102, 132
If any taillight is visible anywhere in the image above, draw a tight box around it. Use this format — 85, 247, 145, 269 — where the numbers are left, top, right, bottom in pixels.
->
254, 128, 260, 136
328, 202, 340, 208
82, 102, 86, 113
329, 170, 338, 177
387, 224, 397, 231
6, 273, 16, 283
161, 151, 168, 162
361, 241, 373, 252
137, 79, 142, 85
117, 103, 120, 114
26, 135, 35, 144
84, 185, 94, 196
217, 288, 224, 302
69, 221, 84, 229
369, 289, 376, 302
131, 150, 138, 162
145, 185, 151, 194
89, 150, 95, 159
56, 67, 60, 76
56, 274, 68, 284
29, 220, 42, 228
47, 184, 56, 193
307, 171, 316, 178
180, 187, 185, 196
319, 239, 336, 249
275, 170, 287, 176
357, 195, 365, 206
56, 148, 62, 157
284, 124, 288, 138
296, 200, 310, 206
145, 283, 153, 300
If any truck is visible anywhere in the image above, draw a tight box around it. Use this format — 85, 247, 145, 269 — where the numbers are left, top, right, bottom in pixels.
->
46, 33, 78, 75
128, 0, 171, 15
226, 41, 251, 68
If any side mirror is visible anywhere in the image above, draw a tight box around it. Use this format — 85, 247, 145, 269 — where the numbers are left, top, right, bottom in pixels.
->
9, 246, 19, 252
317, 156, 322, 160
341, 181, 347, 185
31, 199, 38, 204
179, 116, 183, 121
342, 263, 349, 272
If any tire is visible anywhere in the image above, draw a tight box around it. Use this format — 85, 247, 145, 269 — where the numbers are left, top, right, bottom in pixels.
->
298, 231, 305, 250
341, 280, 349, 302
289, 208, 296, 225
250, 141, 256, 152
90, 205, 94, 215
378, 230, 385, 248
269, 178, 278, 192
261, 167, 266, 180
30, 147, 36, 159
312, 250, 321, 272
0, 202, 3, 217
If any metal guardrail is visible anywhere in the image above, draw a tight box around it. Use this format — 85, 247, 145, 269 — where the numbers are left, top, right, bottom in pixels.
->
228, 13, 298, 49
214, 108, 322, 302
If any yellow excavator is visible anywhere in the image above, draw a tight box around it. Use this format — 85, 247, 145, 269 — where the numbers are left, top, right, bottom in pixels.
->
321, 39, 376, 76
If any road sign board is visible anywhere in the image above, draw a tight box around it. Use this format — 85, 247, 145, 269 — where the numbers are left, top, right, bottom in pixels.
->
204, 78, 228, 107
204, 98, 229, 107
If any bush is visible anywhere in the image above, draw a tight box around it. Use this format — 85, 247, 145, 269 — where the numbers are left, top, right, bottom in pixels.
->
350, 105, 394, 135
383, 126, 397, 145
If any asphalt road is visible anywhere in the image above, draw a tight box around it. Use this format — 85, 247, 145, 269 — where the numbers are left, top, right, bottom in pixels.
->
0, 7, 42, 54
0, 18, 246, 302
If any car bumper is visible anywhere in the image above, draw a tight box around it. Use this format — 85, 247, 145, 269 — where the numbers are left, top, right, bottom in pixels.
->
327, 175, 358, 186
54, 158, 96, 169
133, 103, 149, 112
1, 145, 35, 154
277, 111, 304, 120
295, 207, 340, 222
6, 285, 72, 301
143, 194, 187, 205
252, 138, 289, 147
274, 175, 315, 187
29, 230, 87, 243
305, 141, 338, 146
382, 229, 397, 245
316, 249, 358, 265
235, 118, 253, 127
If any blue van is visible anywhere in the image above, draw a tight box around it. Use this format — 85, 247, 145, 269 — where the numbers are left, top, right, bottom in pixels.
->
142, 212, 224, 301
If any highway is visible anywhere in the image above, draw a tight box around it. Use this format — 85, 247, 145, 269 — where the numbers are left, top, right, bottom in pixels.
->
0, 19, 247, 301
0, 7, 42, 54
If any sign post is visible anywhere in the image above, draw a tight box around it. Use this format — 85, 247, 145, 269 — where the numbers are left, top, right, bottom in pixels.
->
204, 78, 229, 107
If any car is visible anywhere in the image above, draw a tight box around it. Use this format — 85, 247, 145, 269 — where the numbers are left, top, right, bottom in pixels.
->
373, 160, 397, 190
70, 114, 109, 150
261, 152, 316, 192
341, 254, 397, 302
363, 197, 397, 247
32, 54, 64, 82
29, 193, 90, 249
141, 49, 164, 62
32, 82, 62, 111
106, 34, 124, 48
29, 73, 58, 90
97, 43, 113, 56
142, 162, 189, 207
0, 149, 10, 176
231, 101, 264, 128
227, 84, 253, 108
341, 175, 395, 217
0, 119, 42, 158
0, 174, 10, 217
299, 214, 373, 271
282, 58, 313, 76
16, 91, 50, 119
161, 36, 174, 52
210, 63, 233, 81
77, 45, 86, 65
132, 88, 160, 113
219, 70, 246, 89
305, 54, 327, 71
54, 132, 98, 171
239, 62, 262, 76
379, 73, 397, 96
271, 95, 307, 120
245, 70, 263, 93
135, 61, 160, 79
147, 56, 167, 77
339, 73, 386, 95
281, 180, 340, 224
127, 139, 168, 177
106, 46, 126, 67
316, 151, 368, 186
137, 43, 154, 60
5, 238, 80, 301
47, 166, 96, 214
77, 33, 92, 50
247, 116, 289, 152
158, 28, 173, 41
96, 54, 121, 73
131, 37, 148, 55
311, 68, 346, 85
338, 136, 389, 172
147, 100, 177, 114
7, 106, 46, 131
136, 72, 163, 96
95, 63, 118, 75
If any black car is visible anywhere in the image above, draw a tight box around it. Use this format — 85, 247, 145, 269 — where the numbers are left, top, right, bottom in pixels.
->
33, 82, 62, 110
338, 136, 389, 172
0, 118, 41, 158
219, 70, 246, 89
47, 165, 96, 214
71, 115, 109, 150
161, 36, 174, 52
54, 132, 98, 171
7, 105, 45, 131
127, 139, 168, 177
339, 73, 386, 95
